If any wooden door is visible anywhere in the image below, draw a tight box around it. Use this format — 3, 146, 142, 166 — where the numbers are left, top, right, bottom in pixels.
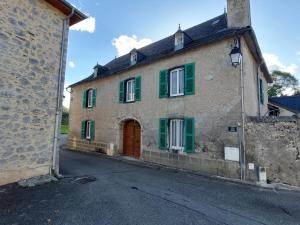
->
123, 120, 141, 158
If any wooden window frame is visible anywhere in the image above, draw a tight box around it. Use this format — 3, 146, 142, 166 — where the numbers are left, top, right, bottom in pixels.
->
169, 67, 184, 97
85, 120, 91, 140
87, 89, 93, 108
169, 119, 184, 151
126, 78, 135, 103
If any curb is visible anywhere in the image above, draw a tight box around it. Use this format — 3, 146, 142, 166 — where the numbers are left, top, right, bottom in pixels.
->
63, 148, 300, 193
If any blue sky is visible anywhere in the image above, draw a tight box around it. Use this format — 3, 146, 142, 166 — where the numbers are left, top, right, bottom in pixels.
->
63, 0, 300, 106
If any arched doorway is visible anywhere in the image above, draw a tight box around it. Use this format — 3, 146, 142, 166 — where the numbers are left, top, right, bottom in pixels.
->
123, 120, 141, 158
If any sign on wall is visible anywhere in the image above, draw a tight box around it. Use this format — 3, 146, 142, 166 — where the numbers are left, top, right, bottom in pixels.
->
224, 147, 240, 162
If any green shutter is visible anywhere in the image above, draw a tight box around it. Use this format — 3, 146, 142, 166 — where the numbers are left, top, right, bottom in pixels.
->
81, 121, 86, 139
92, 88, 97, 107
90, 120, 95, 141
119, 80, 125, 103
184, 117, 195, 153
184, 63, 195, 95
159, 118, 168, 150
82, 90, 87, 108
135, 76, 141, 101
159, 70, 168, 98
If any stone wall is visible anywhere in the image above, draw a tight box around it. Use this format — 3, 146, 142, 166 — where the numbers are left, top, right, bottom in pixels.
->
143, 150, 240, 179
0, 0, 68, 185
245, 117, 300, 186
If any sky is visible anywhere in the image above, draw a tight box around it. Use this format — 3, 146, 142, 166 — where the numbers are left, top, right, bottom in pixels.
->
63, 0, 300, 107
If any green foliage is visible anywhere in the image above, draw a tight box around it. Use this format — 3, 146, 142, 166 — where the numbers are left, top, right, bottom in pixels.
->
61, 124, 69, 134
61, 110, 69, 134
268, 70, 299, 97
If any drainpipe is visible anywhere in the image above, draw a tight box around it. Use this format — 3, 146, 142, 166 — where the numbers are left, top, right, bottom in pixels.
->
51, 9, 74, 177
239, 38, 246, 180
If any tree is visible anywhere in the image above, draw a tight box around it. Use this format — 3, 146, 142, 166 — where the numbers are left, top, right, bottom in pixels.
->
268, 70, 299, 97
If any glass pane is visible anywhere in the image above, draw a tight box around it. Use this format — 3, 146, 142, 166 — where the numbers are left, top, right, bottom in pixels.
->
171, 71, 177, 95
179, 69, 184, 94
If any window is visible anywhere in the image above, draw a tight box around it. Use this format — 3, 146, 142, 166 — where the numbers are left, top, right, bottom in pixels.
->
169, 119, 184, 150
174, 32, 184, 50
87, 89, 93, 108
259, 79, 264, 105
170, 68, 184, 97
85, 121, 91, 139
126, 79, 135, 102
81, 120, 95, 140
131, 52, 137, 65
83, 88, 96, 108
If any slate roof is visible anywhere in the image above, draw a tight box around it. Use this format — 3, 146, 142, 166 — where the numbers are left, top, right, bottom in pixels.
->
70, 13, 271, 87
269, 96, 300, 114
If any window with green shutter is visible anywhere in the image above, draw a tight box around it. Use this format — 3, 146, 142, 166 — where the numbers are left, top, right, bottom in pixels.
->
92, 88, 97, 107
119, 80, 125, 103
81, 120, 86, 139
135, 76, 141, 101
184, 117, 195, 153
159, 118, 168, 150
184, 63, 195, 95
82, 90, 87, 108
159, 70, 168, 98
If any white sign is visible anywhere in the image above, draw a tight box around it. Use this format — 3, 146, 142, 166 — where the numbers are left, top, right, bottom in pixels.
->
224, 147, 240, 162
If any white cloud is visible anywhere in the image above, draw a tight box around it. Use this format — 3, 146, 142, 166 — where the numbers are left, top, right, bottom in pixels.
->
263, 53, 297, 74
68, 61, 75, 68
63, 84, 70, 109
70, 17, 96, 33
297, 51, 300, 56
112, 35, 152, 57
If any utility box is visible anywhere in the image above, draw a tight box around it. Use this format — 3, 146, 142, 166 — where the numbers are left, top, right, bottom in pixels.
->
224, 147, 240, 162
258, 167, 267, 183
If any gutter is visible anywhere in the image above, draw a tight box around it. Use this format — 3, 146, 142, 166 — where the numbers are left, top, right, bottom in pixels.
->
51, 8, 74, 176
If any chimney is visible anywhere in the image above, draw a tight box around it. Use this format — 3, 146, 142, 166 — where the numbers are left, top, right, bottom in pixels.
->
227, 0, 251, 28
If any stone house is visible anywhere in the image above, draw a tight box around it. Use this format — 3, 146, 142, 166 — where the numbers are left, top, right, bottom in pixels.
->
68, 0, 272, 179
0, 0, 86, 185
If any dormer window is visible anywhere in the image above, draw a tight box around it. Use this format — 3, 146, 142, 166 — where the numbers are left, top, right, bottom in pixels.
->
174, 25, 184, 51
93, 67, 98, 78
93, 63, 99, 78
131, 51, 137, 65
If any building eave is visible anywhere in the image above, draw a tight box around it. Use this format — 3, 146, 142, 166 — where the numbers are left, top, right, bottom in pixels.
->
44, 0, 87, 26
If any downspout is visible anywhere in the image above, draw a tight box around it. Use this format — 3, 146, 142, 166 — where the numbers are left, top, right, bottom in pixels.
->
51, 9, 74, 176
256, 62, 264, 117
239, 38, 246, 180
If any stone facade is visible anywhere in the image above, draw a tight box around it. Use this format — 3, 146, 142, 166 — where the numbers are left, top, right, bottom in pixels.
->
245, 117, 300, 186
68, 36, 268, 178
0, 0, 68, 185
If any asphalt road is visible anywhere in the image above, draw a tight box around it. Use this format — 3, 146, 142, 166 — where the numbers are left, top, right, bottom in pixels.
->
1, 149, 300, 225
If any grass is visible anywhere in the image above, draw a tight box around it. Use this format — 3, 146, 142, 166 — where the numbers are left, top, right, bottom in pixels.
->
61, 124, 69, 134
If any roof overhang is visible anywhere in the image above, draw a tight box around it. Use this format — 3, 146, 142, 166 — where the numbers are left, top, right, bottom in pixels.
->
44, 0, 87, 26
242, 28, 272, 83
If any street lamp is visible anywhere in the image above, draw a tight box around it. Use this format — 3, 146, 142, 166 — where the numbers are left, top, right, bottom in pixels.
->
229, 39, 242, 67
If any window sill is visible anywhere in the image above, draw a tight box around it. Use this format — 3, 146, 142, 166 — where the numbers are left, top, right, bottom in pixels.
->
124, 100, 136, 104
170, 93, 184, 98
